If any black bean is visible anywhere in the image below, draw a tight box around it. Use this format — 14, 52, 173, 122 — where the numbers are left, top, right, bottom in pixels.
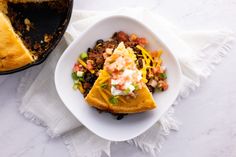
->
97, 63, 103, 70
133, 47, 142, 54
96, 46, 105, 53
96, 109, 103, 114
96, 39, 104, 45
147, 85, 155, 93
83, 88, 91, 97
150, 61, 153, 66
84, 73, 97, 84
117, 31, 129, 42
117, 114, 125, 120
112, 32, 118, 39
87, 48, 91, 53
137, 58, 143, 69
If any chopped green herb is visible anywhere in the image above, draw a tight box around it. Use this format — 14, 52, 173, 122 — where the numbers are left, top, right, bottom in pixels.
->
155, 87, 163, 92
133, 84, 139, 90
74, 80, 79, 84
78, 77, 84, 82
100, 83, 108, 89
72, 72, 78, 80
73, 84, 78, 90
80, 52, 88, 60
159, 73, 167, 79
124, 88, 131, 95
109, 96, 119, 105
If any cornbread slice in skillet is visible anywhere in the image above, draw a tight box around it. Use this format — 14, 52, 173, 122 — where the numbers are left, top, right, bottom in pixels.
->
0, 12, 34, 71
0, 0, 56, 71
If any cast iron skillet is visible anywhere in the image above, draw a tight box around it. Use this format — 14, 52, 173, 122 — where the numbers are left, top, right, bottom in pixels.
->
0, 0, 73, 75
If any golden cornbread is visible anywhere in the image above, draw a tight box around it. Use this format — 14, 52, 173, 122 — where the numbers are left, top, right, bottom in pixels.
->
0, 0, 8, 13
0, 12, 34, 71
9, 0, 54, 3
0, 0, 55, 71
85, 70, 157, 114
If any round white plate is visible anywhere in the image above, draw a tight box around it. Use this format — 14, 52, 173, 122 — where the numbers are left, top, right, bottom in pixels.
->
55, 15, 181, 141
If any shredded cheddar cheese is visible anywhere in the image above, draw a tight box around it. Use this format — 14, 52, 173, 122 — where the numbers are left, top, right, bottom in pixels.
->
136, 45, 154, 63
136, 45, 164, 83
141, 59, 148, 83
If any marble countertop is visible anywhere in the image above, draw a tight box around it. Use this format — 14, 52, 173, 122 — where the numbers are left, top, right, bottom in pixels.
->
1, 0, 236, 157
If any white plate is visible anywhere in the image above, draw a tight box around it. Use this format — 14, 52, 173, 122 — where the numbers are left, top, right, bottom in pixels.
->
55, 15, 181, 141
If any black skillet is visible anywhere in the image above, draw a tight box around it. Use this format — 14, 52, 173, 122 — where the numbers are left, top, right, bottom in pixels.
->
0, 0, 73, 75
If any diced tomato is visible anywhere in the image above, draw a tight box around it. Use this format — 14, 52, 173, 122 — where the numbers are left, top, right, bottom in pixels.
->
129, 33, 137, 41
151, 50, 158, 58
124, 76, 129, 82
87, 64, 93, 71
159, 80, 168, 91
73, 64, 80, 72
148, 70, 154, 78
152, 66, 164, 74
136, 37, 148, 46
83, 82, 91, 89
117, 31, 129, 42
103, 53, 108, 59
163, 83, 168, 91
152, 67, 159, 74
116, 84, 124, 90
86, 60, 94, 71
113, 69, 120, 74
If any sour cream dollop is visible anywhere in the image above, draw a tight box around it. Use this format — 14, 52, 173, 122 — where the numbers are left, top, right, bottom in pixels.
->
104, 42, 144, 96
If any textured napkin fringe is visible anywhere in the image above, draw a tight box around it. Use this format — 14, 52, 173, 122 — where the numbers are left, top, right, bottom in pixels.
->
177, 31, 234, 102
127, 107, 180, 156
63, 136, 109, 157
18, 109, 60, 138
159, 108, 180, 134
17, 69, 46, 126
198, 32, 234, 79
63, 129, 111, 157
16, 68, 61, 138
63, 135, 79, 157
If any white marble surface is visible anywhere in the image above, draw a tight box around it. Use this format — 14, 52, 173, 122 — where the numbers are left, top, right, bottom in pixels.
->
1, 0, 236, 157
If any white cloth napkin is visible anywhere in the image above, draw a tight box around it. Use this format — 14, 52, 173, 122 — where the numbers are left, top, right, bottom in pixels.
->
17, 8, 235, 157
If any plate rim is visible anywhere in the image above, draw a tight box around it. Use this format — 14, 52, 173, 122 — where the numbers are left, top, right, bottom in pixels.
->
55, 15, 182, 141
